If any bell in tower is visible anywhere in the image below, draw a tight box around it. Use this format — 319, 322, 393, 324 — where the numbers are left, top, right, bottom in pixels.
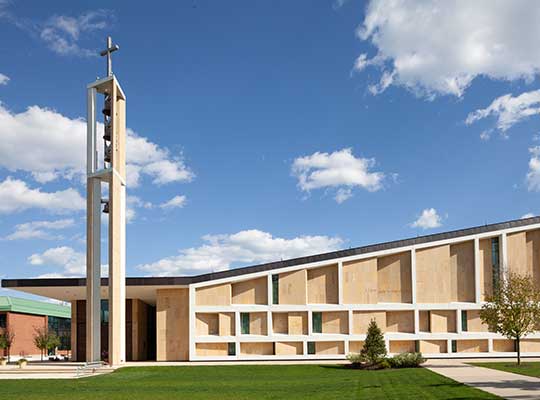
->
103, 122, 112, 141
101, 199, 110, 214
102, 94, 112, 116
104, 144, 112, 163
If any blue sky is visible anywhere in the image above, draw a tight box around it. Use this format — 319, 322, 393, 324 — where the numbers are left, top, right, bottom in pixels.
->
1, 0, 540, 296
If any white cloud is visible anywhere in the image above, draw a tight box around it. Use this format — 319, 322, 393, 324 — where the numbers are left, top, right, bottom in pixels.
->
333, 0, 350, 9
40, 10, 113, 57
0, 177, 84, 214
28, 246, 85, 277
0, 73, 9, 85
521, 213, 535, 219
125, 195, 153, 223
0, 103, 193, 187
356, 0, 540, 97
160, 195, 186, 210
411, 208, 443, 229
137, 229, 344, 276
4, 218, 75, 240
526, 146, 540, 192
334, 188, 352, 204
292, 148, 385, 203
466, 90, 540, 133
479, 131, 491, 141
28, 246, 108, 278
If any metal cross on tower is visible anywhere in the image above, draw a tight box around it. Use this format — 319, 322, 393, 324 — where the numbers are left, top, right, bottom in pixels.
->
100, 36, 120, 77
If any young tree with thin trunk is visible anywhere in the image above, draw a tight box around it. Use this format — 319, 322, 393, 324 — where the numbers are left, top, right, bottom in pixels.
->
480, 272, 540, 365
0, 328, 15, 362
33, 326, 50, 361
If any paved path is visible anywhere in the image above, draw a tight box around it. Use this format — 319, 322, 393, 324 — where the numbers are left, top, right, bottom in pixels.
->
425, 359, 540, 399
0, 362, 114, 379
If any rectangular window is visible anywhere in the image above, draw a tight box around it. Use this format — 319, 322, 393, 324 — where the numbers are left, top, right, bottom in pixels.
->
0, 313, 6, 328
491, 237, 500, 291
451, 340, 457, 353
101, 299, 109, 324
307, 341, 316, 355
48, 316, 71, 350
228, 342, 236, 356
312, 312, 322, 334
427, 311, 431, 332
415, 340, 419, 353
272, 275, 279, 305
241, 313, 250, 335
461, 310, 468, 332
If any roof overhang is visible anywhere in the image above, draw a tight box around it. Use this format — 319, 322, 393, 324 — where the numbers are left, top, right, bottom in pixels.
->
1, 278, 190, 306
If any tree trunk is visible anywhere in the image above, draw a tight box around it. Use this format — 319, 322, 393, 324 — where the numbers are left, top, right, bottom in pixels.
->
516, 337, 521, 366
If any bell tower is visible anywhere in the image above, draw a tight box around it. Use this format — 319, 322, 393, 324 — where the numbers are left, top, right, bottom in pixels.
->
86, 36, 127, 366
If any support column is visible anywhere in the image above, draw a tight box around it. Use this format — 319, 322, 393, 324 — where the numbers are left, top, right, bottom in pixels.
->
337, 261, 343, 305
500, 233, 508, 278
86, 177, 101, 362
70, 301, 78, 361
411, 248, 419, 336
474, 238, 481, 303
108, 173, 126, 365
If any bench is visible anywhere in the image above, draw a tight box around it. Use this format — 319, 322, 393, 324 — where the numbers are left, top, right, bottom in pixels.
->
76, 361, 107, 377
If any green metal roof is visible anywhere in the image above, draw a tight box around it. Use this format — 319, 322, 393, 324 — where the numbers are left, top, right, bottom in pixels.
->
0, 296, 70, 319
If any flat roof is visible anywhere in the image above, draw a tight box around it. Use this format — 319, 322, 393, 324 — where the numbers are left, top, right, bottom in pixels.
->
0, 296, 70, 319
2, 216, 539, 290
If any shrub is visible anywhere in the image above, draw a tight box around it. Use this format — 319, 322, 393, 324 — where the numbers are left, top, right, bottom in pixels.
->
346, 352, 363, 368
387, 352, 425, 368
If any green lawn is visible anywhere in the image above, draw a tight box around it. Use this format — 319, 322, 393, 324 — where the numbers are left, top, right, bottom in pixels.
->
1, 365, 499, 400
472, 362, 540, 379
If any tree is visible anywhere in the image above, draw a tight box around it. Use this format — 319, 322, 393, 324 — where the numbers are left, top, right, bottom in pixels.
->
0, 327, 15, 362
480, 272, 540, 365
360, 319, 387, 365
48, 332, 61, 355
33, 326, 59, 361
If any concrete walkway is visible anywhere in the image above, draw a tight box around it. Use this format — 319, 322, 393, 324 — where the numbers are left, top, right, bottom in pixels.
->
425, 359, 540, 400
0, 362, 114, 379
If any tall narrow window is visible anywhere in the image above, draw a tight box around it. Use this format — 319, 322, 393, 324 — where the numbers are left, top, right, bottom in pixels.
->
0, 314, 6, 328
240, 312, 250, 335
312, 312, 322, 334
100, 299, 109, 324
307, 341, 316, 355
491, 237, 500, 291
228, 342, 236, 356
272, 274, 279, 305
451, 340, 457, 353
461, 310, 468, 332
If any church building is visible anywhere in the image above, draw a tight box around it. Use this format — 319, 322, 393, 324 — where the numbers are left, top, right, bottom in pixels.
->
3, 217, 540, 362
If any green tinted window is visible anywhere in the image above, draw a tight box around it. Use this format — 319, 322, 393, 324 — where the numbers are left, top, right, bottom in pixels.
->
228, 342, 236, 356
307, 341, 315, 355
461, 310, 468, 332
272, 275, 279, 305
312, 312, 322, 333
241, 313, 250, 334
491, 237, 500, 290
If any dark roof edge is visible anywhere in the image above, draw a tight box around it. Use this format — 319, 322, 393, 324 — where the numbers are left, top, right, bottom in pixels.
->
3, 216, 540, 288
